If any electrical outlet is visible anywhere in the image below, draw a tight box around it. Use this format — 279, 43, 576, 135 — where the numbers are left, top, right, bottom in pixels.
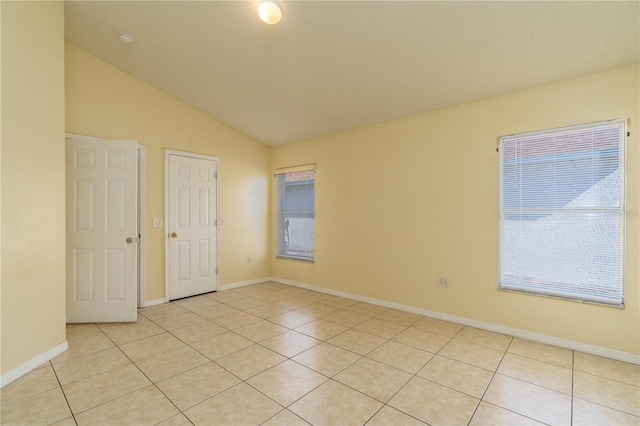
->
247, 256, 252, 264
438, 276, 450, 288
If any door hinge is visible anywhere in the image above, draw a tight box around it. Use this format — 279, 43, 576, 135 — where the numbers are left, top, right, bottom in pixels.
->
215, 267, 219, 274
214, 219, 217, 226
215, 172, 218, 179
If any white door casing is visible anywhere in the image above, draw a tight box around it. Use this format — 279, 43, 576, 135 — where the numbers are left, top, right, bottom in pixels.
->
66, 138, 138, 322
166, 152, 219, 300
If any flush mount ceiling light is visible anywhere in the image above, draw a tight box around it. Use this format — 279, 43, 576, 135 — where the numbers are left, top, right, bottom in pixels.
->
258, 1, 282, 25
118, 32, 134, 45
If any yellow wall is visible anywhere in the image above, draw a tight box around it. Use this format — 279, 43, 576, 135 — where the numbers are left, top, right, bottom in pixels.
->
271, 65, 640, 355
65, 43, 271, 301
1, 1, 66, 374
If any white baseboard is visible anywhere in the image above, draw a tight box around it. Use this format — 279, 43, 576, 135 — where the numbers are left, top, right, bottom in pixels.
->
270, 277, 640, 365
142, 298, 166, 308
220, 277, 273, 291
1, 341, 69, 389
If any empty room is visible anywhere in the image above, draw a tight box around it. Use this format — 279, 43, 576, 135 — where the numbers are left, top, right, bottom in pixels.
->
1, 1, 639, 425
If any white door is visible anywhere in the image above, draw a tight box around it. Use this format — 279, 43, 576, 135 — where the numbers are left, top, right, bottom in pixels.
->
66, 138, 138, 322
167, 153, 218, 300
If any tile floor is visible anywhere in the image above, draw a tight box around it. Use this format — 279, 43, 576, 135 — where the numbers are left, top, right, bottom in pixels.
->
1, 281, 639, 425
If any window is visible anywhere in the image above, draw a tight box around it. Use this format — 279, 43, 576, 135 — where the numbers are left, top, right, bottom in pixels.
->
276, 165, 315, 261
499, 120, 625, 306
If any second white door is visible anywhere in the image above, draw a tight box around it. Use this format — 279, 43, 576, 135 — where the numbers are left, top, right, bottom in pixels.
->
167, 153, 218, 300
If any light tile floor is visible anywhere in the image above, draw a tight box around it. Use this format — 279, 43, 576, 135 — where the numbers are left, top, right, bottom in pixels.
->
2, 282, 639, 426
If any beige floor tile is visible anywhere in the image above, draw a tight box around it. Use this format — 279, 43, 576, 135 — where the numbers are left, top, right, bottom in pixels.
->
392, 327, 450, 353
262, 409, 311, 426
119, 332, 186, 362
417, 355, 493, 398
573, 397, 640, 426
65, 323, 107, 340
574, 351, 640, 387
327, 329, 387, 356
319, 295, 359, 309
439, 339, 505, 371
289, 380, 383, 426
169, 320, 227, 344
247, 360, 328, 406
389, 376, 479, 426
215, 344, 286, 380
483, 374, 571, 424
346, 302, 388, 317
97, 317, 164, 345
135, 345, 209, 382
299, 291, 332, 303
190, 331, 253, 360
355, 318, 407, 339
280, 287, 314, 298
454, 327, 513, 351
245, 304, 291, 319
63, 363, 151, 414
368, 340, 433, 374
1, 365, 60, 405
507, 337, 573, 368
294, 319, 348, 340
234, 320, 288, 342
156, 413, 194, 426
139, 303, 189, 320
574, 371, 640, 416
335, 358, 412, 402
184, 383, 282, 426
260, 330, 321, 357
156, 362, 240, 410
269, 311, 316, 328
52, 328, 115, 364
53, 347, 130, 386
210, 311, 262, 330
206, 290, 245, 303
74, 385, 178, 426
469, 401, 544, 425
498, 353, 572, 394
366, 406, 427, 425
153, 311, 206, 331
225, 295, 268, 310
322, 310, 371, 327
375, 309, 422, 326
410, 316, 463, 337
292, 342, 361, 377
173, 295, 219, 311
273, 297, 315, 310
0, 388, 71, 426
295, 302, 339, 318
191, 303, 240, 319
51, 416, 78, 426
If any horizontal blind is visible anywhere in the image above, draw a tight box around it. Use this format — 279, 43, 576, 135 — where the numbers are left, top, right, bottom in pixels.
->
499, 120, 625, 305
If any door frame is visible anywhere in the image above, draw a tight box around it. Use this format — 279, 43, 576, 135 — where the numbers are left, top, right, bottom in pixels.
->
65, 133, 146, 309
164, 149, 220, 303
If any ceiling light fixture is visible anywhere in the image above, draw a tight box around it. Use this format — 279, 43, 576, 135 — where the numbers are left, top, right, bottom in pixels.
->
118, 32, 134, 45
258, 1, 282, 25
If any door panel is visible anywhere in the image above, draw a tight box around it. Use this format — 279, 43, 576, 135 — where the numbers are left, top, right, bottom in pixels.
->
66, 138, 138, 322
168, 154, 218, 300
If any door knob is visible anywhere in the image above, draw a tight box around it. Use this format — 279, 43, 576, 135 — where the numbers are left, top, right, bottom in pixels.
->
126, 237, 134, 244
170, 232, 177, 238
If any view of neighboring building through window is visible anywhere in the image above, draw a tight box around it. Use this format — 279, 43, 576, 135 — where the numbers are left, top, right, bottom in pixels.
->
499, 120, 625, 306
277, 169, 315, 261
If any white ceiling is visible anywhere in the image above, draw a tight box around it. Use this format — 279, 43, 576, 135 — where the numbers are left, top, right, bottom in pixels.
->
65, 1, 639, 146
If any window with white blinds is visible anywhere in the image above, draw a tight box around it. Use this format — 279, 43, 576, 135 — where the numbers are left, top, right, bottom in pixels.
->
498, 119, 625, 306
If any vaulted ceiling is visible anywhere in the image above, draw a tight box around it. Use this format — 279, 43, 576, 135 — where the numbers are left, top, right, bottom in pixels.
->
65, 1, 639, 146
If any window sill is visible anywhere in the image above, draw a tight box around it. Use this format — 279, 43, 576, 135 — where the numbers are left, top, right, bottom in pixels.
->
276, 255, 315, 264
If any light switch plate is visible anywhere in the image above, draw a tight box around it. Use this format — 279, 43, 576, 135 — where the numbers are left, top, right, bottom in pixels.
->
152, 218, 163, 228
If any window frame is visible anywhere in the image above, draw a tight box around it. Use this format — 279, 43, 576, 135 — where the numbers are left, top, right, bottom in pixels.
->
276, 167, 316, 262
498, 119, 626, 307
